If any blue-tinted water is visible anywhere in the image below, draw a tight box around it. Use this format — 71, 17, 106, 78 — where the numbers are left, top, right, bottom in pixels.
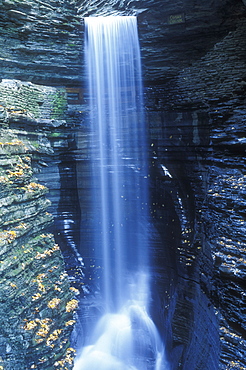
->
73, 16, 168, 370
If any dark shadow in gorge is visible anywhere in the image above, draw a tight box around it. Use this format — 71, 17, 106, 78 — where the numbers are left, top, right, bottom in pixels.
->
145, 109, 220, 369
52, 138, 84, 292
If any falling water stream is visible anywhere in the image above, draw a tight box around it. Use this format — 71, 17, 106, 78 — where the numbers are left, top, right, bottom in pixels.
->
73, 16, 168, 370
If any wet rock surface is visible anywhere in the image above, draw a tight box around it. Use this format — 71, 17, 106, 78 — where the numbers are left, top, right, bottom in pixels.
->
146, 109, 220, 369
162, 11, 246, 368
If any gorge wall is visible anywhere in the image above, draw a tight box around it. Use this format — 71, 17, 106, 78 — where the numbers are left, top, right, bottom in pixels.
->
0, 0, 245, 369
0, 80, 78, 369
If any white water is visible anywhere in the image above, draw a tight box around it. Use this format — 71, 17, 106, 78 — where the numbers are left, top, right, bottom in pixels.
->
74, 16, 168, 370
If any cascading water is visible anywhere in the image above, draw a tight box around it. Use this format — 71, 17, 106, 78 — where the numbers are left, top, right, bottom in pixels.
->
73, 16, 169, 370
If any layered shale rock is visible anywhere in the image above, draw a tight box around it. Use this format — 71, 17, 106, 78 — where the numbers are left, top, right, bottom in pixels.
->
0, 0, 82, 85
168, 15, 246, 369
0, 80, 78, 369
146, 108, 220, 369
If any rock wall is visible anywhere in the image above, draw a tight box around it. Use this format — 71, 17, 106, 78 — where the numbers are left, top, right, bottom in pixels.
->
145, 107, 220, 369
0, 0, 245, 369
165, 14, 246, 370
0, 0, 82, 85
0, 80, 78, 369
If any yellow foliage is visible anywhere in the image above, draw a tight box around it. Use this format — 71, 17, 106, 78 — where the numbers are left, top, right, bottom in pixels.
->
65, 320, 76, 327
67, 348, 76, 354
32, 293, 42, 301
69, 287, 79, 294
0, 230, 17, 244
7, 168, 24, 177
23, 320, 38, 331
33, 273, 47, 293
60, 272, 68, 280
16, 222, 27, 230
36, 327, 49, 338
54, 347, 76, 368
27, 182, 46, 192
65, 299, 78, 313
54, 284, 62, 292
35, 243, 59, 260
47, 298, 61, 309
46, 329, 63, 347
23, 318, 52, 333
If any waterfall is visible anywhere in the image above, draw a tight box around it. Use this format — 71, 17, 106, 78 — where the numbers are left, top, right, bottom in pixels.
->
73, 16, 168, 370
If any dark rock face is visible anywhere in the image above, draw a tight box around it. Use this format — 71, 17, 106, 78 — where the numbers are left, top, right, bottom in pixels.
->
146, 109, 220, 369
159, 12, 246, 369
137, 2, 246, 368
0, 0, 245, 369
0, 0, 83, 85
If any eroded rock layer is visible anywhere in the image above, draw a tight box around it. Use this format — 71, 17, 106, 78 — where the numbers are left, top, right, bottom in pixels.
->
0, 80, 78, 369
